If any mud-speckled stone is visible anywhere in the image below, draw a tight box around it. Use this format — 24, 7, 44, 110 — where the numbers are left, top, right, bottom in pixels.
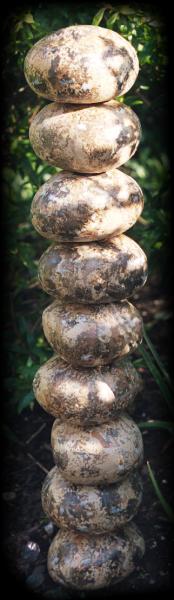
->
24, 25, 139, 104
31, 168, 144, 242
42, 466, 143, 533
29, 100, 141, 173
33, 355, 143, 423
51, 414, 144, 485
42, 301, 143, 367
38, 234, 147, 303
47, 523, 145, 589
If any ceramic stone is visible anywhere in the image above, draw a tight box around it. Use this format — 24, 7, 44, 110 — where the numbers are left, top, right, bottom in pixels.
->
42, 466, 143, 533
42, 301, 143, 367
47, 523, 145, 589
24, 25, 139, 104
29, 100, 141, 174
51, 414, 144, 485
31, 168, 144, 242
33, 355, 143, 423
38, 234, 147, 304
25, 24, 146, 590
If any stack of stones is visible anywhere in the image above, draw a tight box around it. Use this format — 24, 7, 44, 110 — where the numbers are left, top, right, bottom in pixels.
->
24, 25, 148, 591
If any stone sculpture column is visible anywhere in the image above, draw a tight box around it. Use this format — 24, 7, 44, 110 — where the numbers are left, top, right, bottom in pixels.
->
24, 25, 147, 591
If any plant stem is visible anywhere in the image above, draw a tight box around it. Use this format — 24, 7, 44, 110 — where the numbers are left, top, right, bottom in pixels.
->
147, 461, 174, 523
138, 420, 174, 434
143, 324, 173, 391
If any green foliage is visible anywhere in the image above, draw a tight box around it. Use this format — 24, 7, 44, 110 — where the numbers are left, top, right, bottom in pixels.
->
2, 4, 170, 414
92, 7, 107, 25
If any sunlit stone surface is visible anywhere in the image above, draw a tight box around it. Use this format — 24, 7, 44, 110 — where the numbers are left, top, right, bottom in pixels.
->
31, 168, 143, 242
24, 25, 139, 103
51, 415, 144, 485
29, 100, 141, 173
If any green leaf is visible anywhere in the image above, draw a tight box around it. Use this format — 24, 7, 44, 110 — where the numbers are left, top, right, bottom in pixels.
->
24, 13, 35, 24
92, 7, 106, 26
18, 390, 35, 414
14, 21, 23, 33
106, 12, 119, 29
147, 461, 174, 523
131, 100, 143, 105
138, 420, 174, 434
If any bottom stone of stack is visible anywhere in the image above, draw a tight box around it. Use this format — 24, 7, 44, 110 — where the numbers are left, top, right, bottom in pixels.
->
42, 466, 143, 533
47, 523, 145, 590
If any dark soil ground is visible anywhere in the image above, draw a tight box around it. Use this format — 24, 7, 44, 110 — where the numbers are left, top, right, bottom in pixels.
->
2, 281, 174, 598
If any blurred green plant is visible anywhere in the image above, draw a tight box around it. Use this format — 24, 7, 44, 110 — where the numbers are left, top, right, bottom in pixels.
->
2, 4, 171, 415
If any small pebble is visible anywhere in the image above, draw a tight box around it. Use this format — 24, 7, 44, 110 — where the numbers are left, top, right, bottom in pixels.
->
150, 540, 157, 548
44, 521, 54, 536
23, 540, 40, 562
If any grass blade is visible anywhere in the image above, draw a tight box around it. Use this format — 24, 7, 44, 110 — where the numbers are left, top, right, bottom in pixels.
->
106, 12, 119, 29
92, 7, 106, 26
138, 344, 174, 416
138, 420, 174, 434
147, 461, 174, 523
143, 324, 173, 391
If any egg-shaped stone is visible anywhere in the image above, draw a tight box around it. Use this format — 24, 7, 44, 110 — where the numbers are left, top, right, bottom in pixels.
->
47, 523, 145, 589
24, 25, 139, 104
29, 100, 141, 173
42, 301, 142, 367
42, 466, 143, 533
38, 234, 147, 303
31, 168, 144, 242
33, 355, 142, 423
51, 414, 144, 485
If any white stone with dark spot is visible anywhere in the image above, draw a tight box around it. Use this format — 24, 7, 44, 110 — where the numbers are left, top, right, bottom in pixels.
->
33, 354, 143, 422
47, 523, 145, 589
24, 25, 139, 104
31, 168, 144, 242
38, 234, 148, 304
51, 414, 144, 485
41, 301, 143, 367
42, 466, 143, 532
29, 100, 141, 174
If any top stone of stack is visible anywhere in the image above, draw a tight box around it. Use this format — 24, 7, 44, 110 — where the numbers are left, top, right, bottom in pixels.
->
24, 25, 139, 104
